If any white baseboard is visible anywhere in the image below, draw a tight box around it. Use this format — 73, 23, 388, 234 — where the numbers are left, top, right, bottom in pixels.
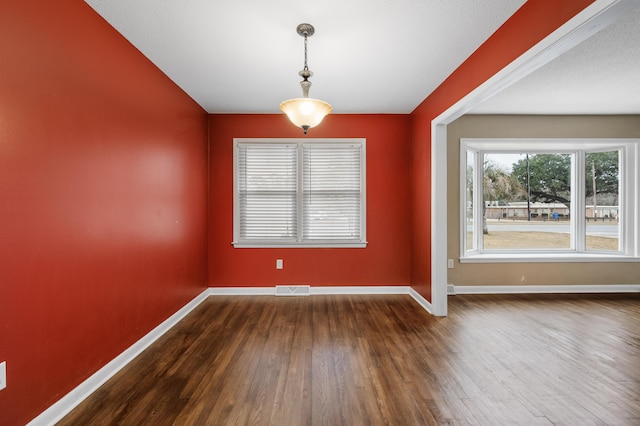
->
208, 287, 275, 296
310, 285, 411, 295
208, 285, 413, 296
28, 289, 211, 426
409, 288, 433, 314
451, 284, 640, 295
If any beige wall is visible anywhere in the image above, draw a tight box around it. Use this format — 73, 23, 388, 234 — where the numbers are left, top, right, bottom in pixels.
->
447, 115, 640, 287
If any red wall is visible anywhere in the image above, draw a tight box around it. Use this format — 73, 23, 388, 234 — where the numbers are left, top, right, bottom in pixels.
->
0, 2, 208, 424
209, 114, 412, 287
409, 0, 595, 301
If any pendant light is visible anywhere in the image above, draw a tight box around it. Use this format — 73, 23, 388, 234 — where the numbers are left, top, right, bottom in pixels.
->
279, 23, 332, 134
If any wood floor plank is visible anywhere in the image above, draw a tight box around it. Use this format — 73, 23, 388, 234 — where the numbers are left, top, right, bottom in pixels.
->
58, 293, 640, 425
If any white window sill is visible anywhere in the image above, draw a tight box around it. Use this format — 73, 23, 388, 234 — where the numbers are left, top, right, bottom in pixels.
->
233, 242, 368, 249
460, 253, 639, 263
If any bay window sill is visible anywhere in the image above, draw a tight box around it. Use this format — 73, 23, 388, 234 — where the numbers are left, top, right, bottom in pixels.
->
460, 252, 639, 263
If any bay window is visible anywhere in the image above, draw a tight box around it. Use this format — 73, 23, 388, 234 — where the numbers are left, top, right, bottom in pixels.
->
461, 139, 638, 262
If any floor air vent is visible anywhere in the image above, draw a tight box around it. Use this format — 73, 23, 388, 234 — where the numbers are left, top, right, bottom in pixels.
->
275, 285, 311, 296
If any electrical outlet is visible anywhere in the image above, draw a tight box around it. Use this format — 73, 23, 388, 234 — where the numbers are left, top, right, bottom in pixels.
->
276, 259, 283, 269
0, 361, 6, 391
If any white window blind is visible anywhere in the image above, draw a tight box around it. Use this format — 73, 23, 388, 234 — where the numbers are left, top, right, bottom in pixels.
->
303, 144, 362, 240
236, 144, 298, 241
234, 139, 366, 248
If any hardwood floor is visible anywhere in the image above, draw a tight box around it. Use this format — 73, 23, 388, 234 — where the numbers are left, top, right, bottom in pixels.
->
59, 293, 640, 425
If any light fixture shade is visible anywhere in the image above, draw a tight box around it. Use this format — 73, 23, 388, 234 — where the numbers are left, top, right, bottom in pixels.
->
279, 97, 333, 133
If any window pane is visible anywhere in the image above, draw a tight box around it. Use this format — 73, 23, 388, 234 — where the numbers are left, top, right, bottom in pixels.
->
465, 151, 475, 252
237, 144, 297, 240
303, 144, 361, 240
585, 150, 619, 252
483, 153, 572, 250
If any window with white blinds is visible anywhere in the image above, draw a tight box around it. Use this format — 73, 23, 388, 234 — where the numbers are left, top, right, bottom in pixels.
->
233, 139, 366, 247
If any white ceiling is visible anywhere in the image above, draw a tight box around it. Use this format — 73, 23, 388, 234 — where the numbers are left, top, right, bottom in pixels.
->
84, 0, 525, 114
85, 0, 640, 116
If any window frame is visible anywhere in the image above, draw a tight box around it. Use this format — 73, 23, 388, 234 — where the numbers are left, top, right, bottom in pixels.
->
460, 138, 639, 263
233, 138, 367, 248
